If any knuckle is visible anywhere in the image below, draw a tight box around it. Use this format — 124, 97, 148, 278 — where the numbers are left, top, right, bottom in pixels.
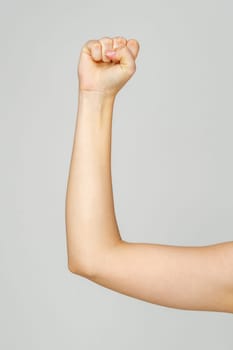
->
82, 39, 98, 52
86, 39, 96, 46
116, 35, 126, 41
99, 36, 112, 45
114, 36, 127, 47
93, 42, 100, 50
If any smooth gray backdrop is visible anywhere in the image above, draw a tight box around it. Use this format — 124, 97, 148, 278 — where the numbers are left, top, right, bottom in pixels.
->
1, 0, 232, 349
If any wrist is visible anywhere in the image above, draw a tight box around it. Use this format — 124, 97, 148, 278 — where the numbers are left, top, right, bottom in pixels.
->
78, 90, 115, 116
77, 90, 116, 124
79, 89, 116, 103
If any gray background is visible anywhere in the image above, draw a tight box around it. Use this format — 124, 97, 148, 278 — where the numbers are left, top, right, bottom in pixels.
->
1, 0, 232, 348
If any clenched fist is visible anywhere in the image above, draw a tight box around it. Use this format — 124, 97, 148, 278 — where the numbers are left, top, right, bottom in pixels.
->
78, 36, 140, 97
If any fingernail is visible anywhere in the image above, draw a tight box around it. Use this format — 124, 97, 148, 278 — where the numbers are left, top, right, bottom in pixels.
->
105, 50, 116, 57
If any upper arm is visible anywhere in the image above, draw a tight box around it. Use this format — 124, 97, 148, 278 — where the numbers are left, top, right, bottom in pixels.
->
91, 240, 233, 313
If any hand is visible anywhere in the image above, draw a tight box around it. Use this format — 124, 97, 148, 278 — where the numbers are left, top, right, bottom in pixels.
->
78, 36, 140, 97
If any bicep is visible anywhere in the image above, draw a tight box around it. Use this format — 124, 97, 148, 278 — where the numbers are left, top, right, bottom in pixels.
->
92, 240, 233, 313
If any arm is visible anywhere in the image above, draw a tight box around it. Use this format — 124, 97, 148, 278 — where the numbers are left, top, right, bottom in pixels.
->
65, 36, 233, 313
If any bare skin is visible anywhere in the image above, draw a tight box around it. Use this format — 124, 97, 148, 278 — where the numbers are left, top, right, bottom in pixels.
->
65, 36, 233, 313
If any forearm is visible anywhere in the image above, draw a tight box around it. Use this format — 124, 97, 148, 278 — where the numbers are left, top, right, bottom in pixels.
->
65, 91, 122, 274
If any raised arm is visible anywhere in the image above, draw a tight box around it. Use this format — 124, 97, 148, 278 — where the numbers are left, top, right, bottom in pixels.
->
65, 36, 233, 313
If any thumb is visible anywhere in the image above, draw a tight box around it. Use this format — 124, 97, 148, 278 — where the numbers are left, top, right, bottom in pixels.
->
105, 46, 136, 72
127, 39, 140, 60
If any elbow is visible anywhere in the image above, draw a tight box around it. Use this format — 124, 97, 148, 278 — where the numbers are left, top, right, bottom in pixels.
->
66, 237, 97, 278
67, 255, 97, 279
68, 262, 82, 275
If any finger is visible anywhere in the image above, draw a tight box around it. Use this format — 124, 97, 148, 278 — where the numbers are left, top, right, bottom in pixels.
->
91, 42, 102, 62
126, 39, 140, 60
113, 36, 127, 50
105, 45, 136, 73
99, 37, 113, 63
82, 39, 97, 55
81, 39, 101, 62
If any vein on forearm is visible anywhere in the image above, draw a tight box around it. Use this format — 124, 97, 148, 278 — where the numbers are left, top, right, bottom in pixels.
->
65, 92, 122, 266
